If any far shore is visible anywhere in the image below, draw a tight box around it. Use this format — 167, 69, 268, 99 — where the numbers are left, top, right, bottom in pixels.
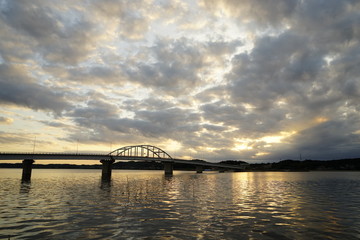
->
1, 158, 359, 171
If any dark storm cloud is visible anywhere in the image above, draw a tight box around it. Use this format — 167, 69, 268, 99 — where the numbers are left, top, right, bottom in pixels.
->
123, 38, 205, 93
62, 90, 212, 150
64, 97, 126, 143
70, 96, 211, 148
225, 19, 358, 118
0, 0, 97, 65
0, 64, 70, 114
227, 31, 326, 111
292, 0, 360, 46
50, 39, 242, 87
295, 121, 360, 155
1, 1, 59, 39
197, 0, 360, 160
0, 14, 34, 63
330, 44, 360, 104
273, 120, 360, 160
200, 101, 246, 126
122, 38, 242, 94
69, 98, 120, 120
68, 97, 202, 143
200, 99, 289, 137
65, 66, 123, 84
135, 108, 201, 134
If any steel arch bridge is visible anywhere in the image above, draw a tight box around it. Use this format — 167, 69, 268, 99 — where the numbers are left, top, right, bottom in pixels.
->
108, 145, 173, 159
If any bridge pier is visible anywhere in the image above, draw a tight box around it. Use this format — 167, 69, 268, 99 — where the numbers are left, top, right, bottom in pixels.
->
163, 162, 173, 176
196, 166, 203, 173
22, 159, 35, 182
100, 159, 115, 181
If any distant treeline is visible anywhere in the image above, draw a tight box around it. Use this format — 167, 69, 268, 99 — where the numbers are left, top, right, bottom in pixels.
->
0, 158, 359, 171
247, 158, 360, 171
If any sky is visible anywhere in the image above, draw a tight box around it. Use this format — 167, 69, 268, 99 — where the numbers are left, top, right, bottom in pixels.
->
0, 0, 360, 163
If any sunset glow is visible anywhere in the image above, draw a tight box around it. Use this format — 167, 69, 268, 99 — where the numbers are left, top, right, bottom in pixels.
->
0, 0, 359, 162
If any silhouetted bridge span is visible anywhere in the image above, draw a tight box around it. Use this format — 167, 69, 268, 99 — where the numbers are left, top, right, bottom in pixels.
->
0, 145, 246, 181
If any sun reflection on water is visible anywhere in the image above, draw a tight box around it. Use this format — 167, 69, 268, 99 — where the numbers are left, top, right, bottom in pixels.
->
0, 169, 360, 239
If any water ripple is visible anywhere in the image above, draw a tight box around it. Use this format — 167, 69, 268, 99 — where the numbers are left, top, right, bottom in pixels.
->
1, 170, 360, 239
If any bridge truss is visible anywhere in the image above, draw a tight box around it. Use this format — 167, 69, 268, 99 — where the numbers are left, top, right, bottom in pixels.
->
108, 145, 173, 159
0, 145, 247, 181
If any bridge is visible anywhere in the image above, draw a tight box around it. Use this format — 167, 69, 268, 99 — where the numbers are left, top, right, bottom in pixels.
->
0, 145, 246, 181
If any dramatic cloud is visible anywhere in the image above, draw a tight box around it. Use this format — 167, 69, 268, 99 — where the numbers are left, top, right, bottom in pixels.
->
201, 0, 298, 27
0, 64, 71, 114
0, 0, 359, 161
0, 0, 99, 65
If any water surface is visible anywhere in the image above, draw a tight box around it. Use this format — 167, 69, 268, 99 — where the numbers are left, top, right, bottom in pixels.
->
1, 169, 360, 239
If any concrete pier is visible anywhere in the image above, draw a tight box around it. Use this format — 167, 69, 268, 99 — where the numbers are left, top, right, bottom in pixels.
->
22, 159, 35, 182
163, 162, 173, 176
100, 159, 115, 181
196, 165, 203, 173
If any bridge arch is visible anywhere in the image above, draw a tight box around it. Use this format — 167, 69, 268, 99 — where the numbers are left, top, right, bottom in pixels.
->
109, 145, 173, 159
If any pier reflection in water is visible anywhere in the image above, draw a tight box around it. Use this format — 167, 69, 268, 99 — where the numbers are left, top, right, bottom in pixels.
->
0, 169, 360, 239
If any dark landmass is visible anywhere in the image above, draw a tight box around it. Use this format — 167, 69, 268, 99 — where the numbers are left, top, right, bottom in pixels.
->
0, 158, 359, 171
248, 158, 360, 171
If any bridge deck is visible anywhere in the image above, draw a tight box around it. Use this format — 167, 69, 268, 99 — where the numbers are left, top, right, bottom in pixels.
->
0, 153, 246, 170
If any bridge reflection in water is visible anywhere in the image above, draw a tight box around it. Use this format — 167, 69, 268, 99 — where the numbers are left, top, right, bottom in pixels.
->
0, 145, 246, 182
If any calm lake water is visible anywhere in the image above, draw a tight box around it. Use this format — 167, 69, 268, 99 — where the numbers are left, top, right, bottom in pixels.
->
0, 169, 360, 239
